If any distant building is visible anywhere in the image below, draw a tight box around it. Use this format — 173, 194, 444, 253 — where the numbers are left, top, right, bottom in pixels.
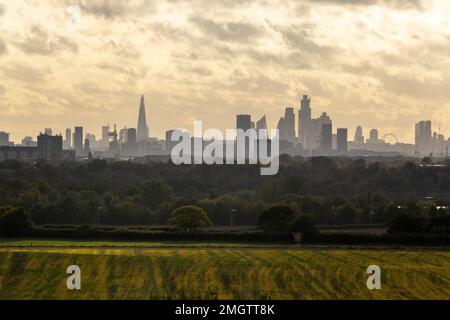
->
101, 126, 110, 149
127, 128, 137, 146
320, 123, 333, 151
311, 112, 332, 150
119, 127, 128, 144
277, 117, 288, 141
165, 130, 175, 154
277, 108, 296, 143
63, 149, 76, 161
0, 132, 10, 146
86, 133, 98, 149
284, 108, 296, 142
137, 139, 164, 157
21, 136, 36, 147
165, 129, 184, 155
337, 128, 348, 154
298, 95, 312, 149
354, 126, 364, 144
256, 116, 268, 139
236, 115, 252, 132
44, 128, 53, 136
367, 129, 381, 144
122, 128, 137, 157
0, 146, 37, 162
256, 116, 267, 130
64, 128, 72, 149
37, 134, 63, 162
108, 125, 120, 156
74, 127, 83, 157
137, 95, 149, 141
415, 121, 432, 155
84, 138, 91, 156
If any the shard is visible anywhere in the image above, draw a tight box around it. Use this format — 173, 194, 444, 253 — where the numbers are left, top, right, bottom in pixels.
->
137, 94, 149, 141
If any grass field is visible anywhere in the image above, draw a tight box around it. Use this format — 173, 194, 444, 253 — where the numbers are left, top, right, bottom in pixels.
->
0, 239, 280, 248
0, 246, 449, 300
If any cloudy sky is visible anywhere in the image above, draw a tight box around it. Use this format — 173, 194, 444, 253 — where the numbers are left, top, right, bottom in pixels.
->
1, 0, 450, 143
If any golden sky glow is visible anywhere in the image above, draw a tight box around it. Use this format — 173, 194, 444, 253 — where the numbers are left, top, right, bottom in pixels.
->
1, 0, 450, 143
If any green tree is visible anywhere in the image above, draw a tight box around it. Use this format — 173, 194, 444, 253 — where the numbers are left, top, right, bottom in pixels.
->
336, 203, 357, 224
0, 207, 33, 237
198, 194, 240, 225
290, 214, 318, 242
168, 205, 212, 231
388, 212, 428, 233
139, 180, 174, 210
429, 211, 450, 232
259, 205, 296, 232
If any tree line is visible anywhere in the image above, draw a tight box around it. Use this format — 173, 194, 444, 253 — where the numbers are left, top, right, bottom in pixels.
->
0, 157, 449, 232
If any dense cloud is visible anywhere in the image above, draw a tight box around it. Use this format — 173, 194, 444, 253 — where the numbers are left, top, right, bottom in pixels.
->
0, 0, 448, 143
309, 0, 424, 10
74, 0, 156, 18
191, 17, 264, 43
16, 26, 78, 55
0, 39, 7, 55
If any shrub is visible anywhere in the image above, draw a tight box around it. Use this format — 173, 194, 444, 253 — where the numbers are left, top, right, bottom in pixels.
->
290, 214, 318, 242
168, 205, 212, 231
336, 203, 357, 224
429, 213, 450, 232
259, 205, 296, 233
388, 212, 428, 233
0, 207, 34, 237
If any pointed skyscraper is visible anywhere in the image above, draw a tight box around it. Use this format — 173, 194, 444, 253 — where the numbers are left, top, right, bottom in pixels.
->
137, 94, 149, 141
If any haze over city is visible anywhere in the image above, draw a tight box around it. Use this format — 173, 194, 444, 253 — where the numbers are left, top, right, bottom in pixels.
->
1, 0, 450, 143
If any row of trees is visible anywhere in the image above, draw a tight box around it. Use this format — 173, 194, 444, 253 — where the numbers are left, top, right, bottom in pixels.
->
2, 201, 447, 240
0, 159, 449, 228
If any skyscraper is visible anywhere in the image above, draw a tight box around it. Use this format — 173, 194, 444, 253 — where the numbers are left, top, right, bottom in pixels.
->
236, 115, 252, 131
415, 121, 432, 155
277, 117, 288, 141
65, 128, 72, 149
298, 95, 312, 148
256, 116, 268, 139
123, 128, 137, 157
119, 127, 128, 144
101, 126, 110, 149
84, 138, 91, 156
86, 133, 98, 149
311, 112, 332, 149
22, 136, 36, 147
0, 132, 10, 146
354, 126, 364, 144
137, 95, 149, 141
367, 129, 380, 143
37, 134, 63, 162
337, 128, 348, 154
320, 123, 333, 151
165, 129, 184, 154
256, 116, 267, 131
74, 127, 83, 157
284, 107, 296, 142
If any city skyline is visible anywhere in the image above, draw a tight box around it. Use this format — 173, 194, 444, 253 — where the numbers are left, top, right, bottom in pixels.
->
1, 91, 448, 149
2, 92, 449, 161
1, 1, 450, 142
